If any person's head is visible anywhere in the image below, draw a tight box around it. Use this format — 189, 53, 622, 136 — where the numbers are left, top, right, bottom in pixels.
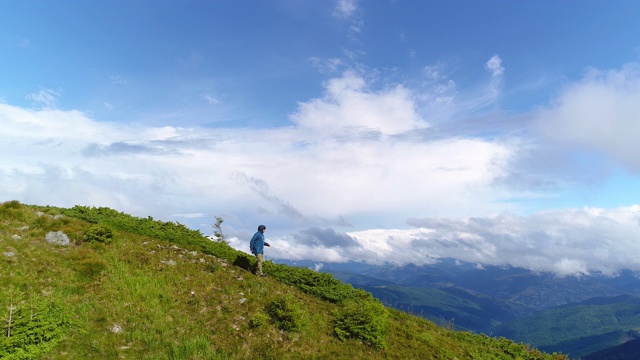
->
258, 225, 266, 233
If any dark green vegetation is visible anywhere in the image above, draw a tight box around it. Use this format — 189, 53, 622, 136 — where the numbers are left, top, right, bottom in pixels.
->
0, 201, 566, 359
583, 338, 640, 360
491, 295, 640, 358
335, 275, 529, 332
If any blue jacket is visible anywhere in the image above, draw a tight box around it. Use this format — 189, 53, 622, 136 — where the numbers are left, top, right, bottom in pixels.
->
250, 231, 269, 254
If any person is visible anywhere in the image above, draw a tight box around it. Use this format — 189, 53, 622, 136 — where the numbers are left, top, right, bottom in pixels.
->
249, 224, 270, 276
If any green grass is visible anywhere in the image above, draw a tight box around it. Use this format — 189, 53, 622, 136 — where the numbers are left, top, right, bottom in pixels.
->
0, 200, 567, 359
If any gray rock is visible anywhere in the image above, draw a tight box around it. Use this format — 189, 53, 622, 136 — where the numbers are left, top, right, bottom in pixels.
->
11, 234, 21, 240
45, 231, 71, 246
111, 324, 123, 334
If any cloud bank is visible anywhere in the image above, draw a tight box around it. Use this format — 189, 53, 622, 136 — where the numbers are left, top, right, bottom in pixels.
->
246, 205, 640, 277
2, 60, 640, 276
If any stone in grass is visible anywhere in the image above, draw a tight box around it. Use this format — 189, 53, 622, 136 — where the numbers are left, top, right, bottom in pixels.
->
45, 231, 71, 246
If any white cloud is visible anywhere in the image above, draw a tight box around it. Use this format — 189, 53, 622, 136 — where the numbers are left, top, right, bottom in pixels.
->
0, 72, 517, 233
485, 55, 504, 77
333, 0, 358, 19
534, 62, 640, 172
291, 71, 429, 136
332, 0, 362, 36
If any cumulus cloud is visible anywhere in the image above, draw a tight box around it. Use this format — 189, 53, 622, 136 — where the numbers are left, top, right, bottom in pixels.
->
534, 62, 640, 173
0, 71, 517, 234
291, 71, 429, 136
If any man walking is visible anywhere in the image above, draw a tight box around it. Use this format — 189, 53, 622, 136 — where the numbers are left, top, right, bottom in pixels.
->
250, 225, 270, 276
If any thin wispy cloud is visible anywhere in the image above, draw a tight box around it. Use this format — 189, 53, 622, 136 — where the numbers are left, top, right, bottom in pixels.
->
486, 55, 505, 77
202, 94, 220, 105
333, 0, 358, 19
110, 75, 128, 85
26, 88, 61, 109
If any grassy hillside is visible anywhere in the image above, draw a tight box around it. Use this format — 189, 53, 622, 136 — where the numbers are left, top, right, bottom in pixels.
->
0, 201, 567, 359
491, 296, 640, 358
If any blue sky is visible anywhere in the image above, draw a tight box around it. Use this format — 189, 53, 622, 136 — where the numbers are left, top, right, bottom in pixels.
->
2, 0, 640, 275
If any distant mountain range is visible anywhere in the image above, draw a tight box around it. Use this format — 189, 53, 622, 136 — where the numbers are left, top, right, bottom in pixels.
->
278, 258, 640, 358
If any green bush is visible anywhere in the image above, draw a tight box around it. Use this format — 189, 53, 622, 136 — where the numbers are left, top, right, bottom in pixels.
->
1, 200, 21, 209
0, 200, 25, 222
249, 312, 269, 329
0, 297, 71, 359
85, 224, 115, 243
267, 263, 367, 303
265, 294, 307, 332
334, 298, 389, 349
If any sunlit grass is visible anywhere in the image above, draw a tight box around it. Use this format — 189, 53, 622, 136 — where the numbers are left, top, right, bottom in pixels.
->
0, 201, 567, 359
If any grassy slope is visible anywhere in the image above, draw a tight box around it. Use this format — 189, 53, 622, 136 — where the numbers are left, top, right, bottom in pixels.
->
0, 201, 567, 359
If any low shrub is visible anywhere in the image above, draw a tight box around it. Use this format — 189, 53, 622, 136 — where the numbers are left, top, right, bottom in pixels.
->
85, 224, 115, 243
334, 298, 389, 349
265, 294, 307, 332
249, 312, 269, 329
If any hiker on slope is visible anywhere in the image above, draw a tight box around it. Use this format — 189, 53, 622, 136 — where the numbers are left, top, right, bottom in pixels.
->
250, 225, 270, 276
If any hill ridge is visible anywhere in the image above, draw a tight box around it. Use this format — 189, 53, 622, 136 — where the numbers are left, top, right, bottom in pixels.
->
0, 201, 566, 359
